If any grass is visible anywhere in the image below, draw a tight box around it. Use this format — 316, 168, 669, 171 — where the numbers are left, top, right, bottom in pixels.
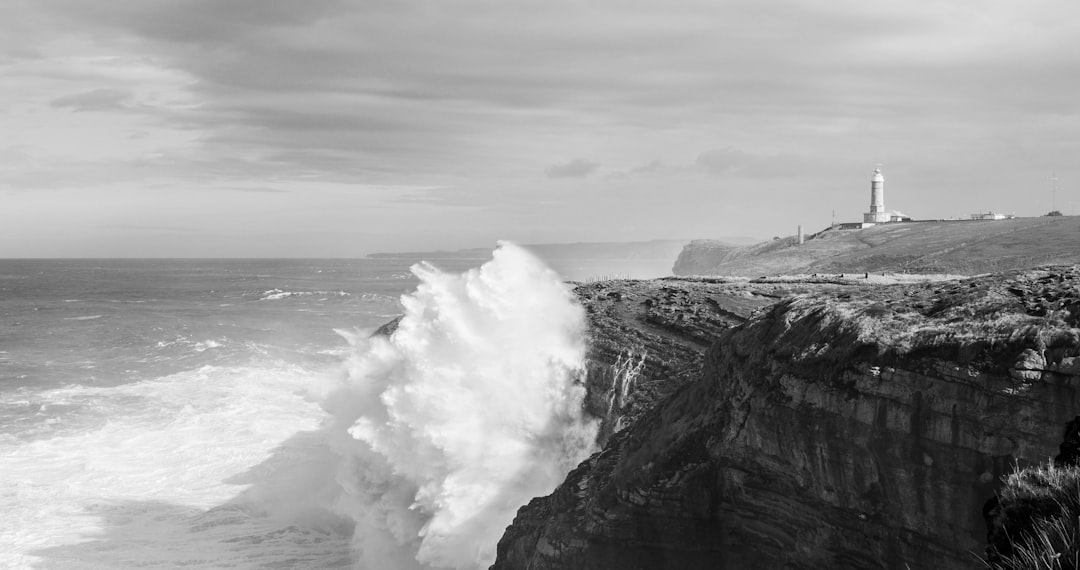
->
675, 216, 1080, 277
582, 273, 631, 284
983, 462, 1080, 569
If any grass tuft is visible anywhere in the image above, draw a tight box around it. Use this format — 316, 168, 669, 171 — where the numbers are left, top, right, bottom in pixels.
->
984, 461, 1080, 569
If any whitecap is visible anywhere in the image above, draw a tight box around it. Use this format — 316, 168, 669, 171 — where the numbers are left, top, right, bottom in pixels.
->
0, 365, 352, 569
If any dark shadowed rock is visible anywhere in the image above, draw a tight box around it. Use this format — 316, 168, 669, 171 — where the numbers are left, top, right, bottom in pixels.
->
371, 315, 403, 337
494, 266, 1080, 569
1056, 416, 1080, 467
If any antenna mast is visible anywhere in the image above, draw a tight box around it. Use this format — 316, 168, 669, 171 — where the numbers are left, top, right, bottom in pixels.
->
1052, 170, 1059, 212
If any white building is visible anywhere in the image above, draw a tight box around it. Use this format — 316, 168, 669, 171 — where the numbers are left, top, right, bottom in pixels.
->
861, 168, 910, 227
970, 212, 1012, 220
863, 169, 889, 224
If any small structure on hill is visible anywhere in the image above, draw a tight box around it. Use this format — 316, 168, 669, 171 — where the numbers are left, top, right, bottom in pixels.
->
861, 168, 910, 227
970, 212, 1014, 220
822, 168, 912, 233
863, 168, 889, 224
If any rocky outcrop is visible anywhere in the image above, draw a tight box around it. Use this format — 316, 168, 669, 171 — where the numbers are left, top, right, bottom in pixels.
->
494, 266, 1080, 569
571, 277, 846, 445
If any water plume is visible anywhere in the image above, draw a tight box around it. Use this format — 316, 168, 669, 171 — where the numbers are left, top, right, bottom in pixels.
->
318, 241, 597, 569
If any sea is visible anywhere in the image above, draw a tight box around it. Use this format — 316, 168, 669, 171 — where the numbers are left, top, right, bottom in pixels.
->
0, 247, 627, 569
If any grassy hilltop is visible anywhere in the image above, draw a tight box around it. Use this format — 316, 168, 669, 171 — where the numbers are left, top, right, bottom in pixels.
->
674, 215, 1080, 276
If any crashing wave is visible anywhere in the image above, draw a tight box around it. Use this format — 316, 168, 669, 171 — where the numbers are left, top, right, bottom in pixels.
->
314, 241, 597, 569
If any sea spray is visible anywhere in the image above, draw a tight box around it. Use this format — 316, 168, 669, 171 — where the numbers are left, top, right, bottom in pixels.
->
607, 350, 645, 432
317, 242, 598, 569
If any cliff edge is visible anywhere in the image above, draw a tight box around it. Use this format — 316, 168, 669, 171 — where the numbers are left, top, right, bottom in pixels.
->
494, 266, 1080, 569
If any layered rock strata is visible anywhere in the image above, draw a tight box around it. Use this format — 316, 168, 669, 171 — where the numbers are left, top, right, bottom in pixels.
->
572, 278, 821, 445
494, 266, 1080, 569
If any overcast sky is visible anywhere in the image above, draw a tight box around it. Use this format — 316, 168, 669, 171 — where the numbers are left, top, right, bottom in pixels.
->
2, 0, 1078, 257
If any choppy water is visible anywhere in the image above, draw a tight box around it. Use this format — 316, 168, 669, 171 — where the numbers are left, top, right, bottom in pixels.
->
0, 249, 596, 569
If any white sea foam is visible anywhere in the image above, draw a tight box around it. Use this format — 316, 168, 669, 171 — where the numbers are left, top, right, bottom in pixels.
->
259, 289, 351, 301
193, 339, 223, 352
314, 241, 597, 569
0, 246, 594, 570
0, 365, 353, 569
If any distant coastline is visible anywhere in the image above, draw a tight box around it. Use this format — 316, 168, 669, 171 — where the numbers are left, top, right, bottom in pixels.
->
366, 238, 758, 260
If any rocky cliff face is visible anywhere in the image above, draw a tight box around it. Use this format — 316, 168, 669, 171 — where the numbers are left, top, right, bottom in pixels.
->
493, 266, 1080, 569
571, 277, 843, 446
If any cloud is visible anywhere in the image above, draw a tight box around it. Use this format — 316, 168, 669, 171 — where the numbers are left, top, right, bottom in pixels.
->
25, 0, 1080, 186
5, 0, 1080, 254
545, 158, 600, 179
695, 148, 816, 179
632, 160, 664, 174
695, 148, 754, 177
99, 223, 194, 232
222, 186, 290, 193
50, 88, 131, 111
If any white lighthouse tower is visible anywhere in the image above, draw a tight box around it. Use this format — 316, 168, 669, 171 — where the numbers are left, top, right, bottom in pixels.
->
863, 168, 890, 224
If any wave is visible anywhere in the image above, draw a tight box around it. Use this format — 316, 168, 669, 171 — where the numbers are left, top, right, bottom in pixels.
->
155, 336, 226, 353
314, 241, 596, 569
257, 289, 351, 301
1, 243, 594, 569
0, 363, 356, 568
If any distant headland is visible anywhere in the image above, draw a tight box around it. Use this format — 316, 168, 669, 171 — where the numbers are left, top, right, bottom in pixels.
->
674, 214, 1080, 277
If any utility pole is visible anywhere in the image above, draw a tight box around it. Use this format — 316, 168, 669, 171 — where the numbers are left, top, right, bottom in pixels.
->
1052, 170, 1059, 212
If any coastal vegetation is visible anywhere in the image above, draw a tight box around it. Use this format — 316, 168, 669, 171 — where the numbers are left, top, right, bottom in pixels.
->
985, 461, 1080, 569
674, 215, 1080, 276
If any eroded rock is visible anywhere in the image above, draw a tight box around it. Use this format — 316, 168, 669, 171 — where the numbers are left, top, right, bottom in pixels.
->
494, 266, 1080, 569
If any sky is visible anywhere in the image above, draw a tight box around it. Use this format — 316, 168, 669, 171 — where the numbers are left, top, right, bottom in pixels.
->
2, 0, 1079, 257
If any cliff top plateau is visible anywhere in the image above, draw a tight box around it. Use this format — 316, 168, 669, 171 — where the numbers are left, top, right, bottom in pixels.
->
674, 216, 1080, 277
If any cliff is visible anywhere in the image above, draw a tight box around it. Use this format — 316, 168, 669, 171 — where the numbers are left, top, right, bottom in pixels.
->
673, 217, 1080, 276
493, 266, 1080, 569
572, 277, 822, 445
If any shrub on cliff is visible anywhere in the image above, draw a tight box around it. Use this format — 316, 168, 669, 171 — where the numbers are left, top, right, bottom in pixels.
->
984, 461, 1080, 569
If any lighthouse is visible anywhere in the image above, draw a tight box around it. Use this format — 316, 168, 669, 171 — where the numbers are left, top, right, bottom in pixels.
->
863, 168, 891, 224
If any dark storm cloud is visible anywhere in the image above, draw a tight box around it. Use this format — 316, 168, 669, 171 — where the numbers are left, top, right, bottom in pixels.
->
545, 159, 600, 179
50, 88, 131, 111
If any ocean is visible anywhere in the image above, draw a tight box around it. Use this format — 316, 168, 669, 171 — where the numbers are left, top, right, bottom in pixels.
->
0, 246, 602, 569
